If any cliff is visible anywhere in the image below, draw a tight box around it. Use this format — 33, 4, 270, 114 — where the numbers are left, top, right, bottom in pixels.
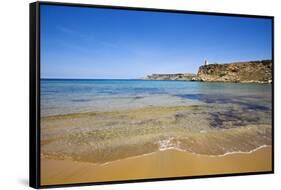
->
197, 60, 272, 83
145, 73, 196, 80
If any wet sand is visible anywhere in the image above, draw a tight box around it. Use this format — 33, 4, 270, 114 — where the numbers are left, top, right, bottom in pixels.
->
41, 146, 272, 186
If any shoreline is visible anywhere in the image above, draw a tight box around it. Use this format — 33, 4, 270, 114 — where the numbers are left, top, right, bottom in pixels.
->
42, 144, 271, 166
41, 146, 272, 185
142, 78, 272, 84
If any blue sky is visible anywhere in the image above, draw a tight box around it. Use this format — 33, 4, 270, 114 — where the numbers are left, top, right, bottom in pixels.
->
40, 5, 272, 79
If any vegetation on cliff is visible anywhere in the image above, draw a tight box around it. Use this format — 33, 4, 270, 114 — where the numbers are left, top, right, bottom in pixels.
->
144, 60, 272, 83
197, 60, 272, 83
145, 73, 196, 80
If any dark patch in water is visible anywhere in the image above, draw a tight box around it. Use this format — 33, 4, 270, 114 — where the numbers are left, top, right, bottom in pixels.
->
133, 96, 144, 100
71, 99, 91, 102
176, 93, 270, 111
238, 102, 270, 111
178, 94, 203, 100
209, 113, 224, 128
100, 90, 119, 95
209, 109, 261, 128
174, 113, 187, 121
175, 94, 231, 104
134, 87, 160, 92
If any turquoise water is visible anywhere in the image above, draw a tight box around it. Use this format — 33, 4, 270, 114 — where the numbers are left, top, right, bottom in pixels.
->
41, 79, 272, 117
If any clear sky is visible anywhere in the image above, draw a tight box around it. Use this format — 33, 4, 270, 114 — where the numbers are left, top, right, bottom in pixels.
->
40, 5, 272, 79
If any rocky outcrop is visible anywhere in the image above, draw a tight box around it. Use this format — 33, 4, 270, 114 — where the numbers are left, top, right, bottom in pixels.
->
145, 73, 196, 80
197, 60, 272, 83
144, 60, 272, 83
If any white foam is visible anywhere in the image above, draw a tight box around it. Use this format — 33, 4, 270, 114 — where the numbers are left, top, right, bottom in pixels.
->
211, 144, 271, 157
158, 137, 178, 151
156, 144, 271, 158
79, 144, 271, 167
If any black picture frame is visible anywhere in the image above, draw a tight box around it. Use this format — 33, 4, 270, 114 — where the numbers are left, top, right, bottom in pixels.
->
29, 1, 274, 189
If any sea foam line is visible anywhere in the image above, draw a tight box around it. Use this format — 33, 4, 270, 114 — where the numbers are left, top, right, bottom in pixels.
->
95, 144, 271, 167
157, 137, 271, 157
163, 144, 271, 158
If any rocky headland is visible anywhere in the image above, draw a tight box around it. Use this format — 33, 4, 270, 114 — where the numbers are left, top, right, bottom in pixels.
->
144, 73, 196, 81
144, 60, 272, 83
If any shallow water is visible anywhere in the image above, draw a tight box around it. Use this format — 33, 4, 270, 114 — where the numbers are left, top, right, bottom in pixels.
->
41, 79, 272, 163
41, 79, 272, 116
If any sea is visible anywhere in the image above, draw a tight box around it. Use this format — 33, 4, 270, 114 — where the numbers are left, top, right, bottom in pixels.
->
40, 79, 272, 160
41, 79, 272, 117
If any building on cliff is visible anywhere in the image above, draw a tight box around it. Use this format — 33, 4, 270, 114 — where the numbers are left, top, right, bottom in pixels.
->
204, 60, 208, 66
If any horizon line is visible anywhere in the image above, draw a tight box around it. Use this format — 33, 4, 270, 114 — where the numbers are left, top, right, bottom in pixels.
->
41, 78, 144, 80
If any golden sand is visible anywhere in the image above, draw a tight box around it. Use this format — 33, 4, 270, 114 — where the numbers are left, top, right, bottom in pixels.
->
41, 146, 272, 186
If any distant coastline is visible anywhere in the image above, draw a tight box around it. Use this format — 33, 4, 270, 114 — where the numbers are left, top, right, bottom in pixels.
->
144, 60, 272, 83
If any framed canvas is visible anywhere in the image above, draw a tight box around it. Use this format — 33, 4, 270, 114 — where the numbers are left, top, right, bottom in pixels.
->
29, 1, 274, 188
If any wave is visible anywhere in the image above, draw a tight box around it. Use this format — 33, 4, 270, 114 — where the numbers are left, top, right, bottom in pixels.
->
95, 144, 271, 167
157, 137, 271, 157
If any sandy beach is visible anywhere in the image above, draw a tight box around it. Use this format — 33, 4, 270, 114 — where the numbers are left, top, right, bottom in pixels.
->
41, 146, 272, 185
40, 103, 272, 185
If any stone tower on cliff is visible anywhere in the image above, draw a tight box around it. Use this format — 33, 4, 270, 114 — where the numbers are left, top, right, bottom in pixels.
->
204, 60, 208, 66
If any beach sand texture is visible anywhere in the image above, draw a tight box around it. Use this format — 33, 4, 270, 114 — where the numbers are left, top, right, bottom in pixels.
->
41, 147, 271, 185
41, 105, 272, 185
